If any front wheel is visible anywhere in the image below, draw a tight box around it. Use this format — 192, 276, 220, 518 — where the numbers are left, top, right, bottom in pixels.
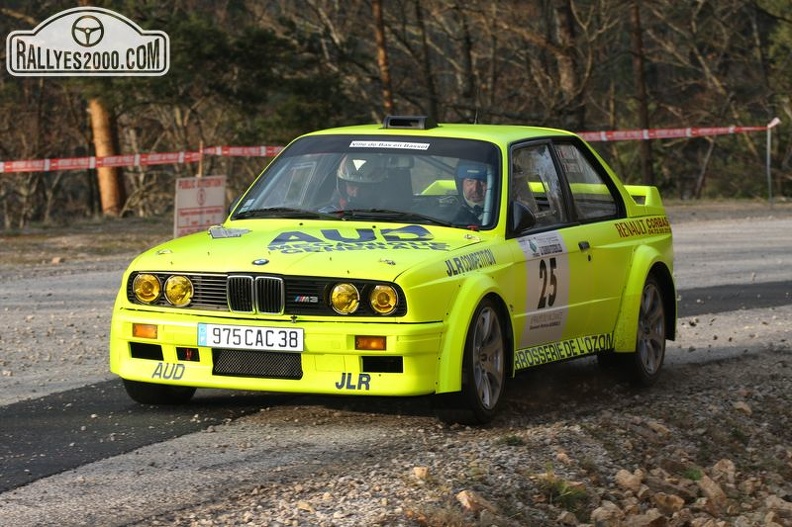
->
122, 379, 196, 405
623, 275, 666, 386
436, 298, 507, 425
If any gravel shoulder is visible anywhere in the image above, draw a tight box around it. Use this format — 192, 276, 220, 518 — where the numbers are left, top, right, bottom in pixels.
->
0, 200, 791, 527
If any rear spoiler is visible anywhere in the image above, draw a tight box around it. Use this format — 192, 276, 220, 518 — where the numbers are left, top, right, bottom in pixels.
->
624, 185, 666, 215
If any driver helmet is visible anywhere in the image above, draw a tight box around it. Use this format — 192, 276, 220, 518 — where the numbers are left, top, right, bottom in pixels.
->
455, 160, 491, 207
338, 154, 386, 184
337, 154, 386, 206
455, 161, 490, 182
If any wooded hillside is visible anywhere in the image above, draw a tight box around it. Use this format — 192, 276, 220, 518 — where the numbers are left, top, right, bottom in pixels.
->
1, 0, 790, 228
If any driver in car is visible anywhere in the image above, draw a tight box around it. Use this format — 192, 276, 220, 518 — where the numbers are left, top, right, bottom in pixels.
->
325, 154, 386, 210
453, 160, 491, 225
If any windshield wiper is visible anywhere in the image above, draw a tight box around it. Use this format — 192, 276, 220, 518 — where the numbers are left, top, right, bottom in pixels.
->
234, 207, 464, 228
233, 207, 340, 220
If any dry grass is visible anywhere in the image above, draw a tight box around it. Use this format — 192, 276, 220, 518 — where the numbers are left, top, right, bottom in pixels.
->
0, 216, 172, 265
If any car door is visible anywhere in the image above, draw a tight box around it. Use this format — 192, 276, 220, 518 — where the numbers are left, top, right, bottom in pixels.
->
507, 142, 593, 356
552, 141, 632, 339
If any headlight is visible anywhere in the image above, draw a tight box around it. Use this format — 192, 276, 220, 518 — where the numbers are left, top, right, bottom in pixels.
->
132, 273, 161, 304
369, 285, 398, 315
330, 283, 360, 314
164, 275, 194, 307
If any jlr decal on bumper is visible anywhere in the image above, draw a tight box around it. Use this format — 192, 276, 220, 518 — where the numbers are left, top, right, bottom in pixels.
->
152, 362, 185, 380
335, 372, 371, 391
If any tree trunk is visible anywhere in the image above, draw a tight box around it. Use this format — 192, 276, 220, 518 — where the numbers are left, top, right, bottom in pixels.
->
693, 138, 716, 199
552, 0, 584, 129
372, 0, 394, 116
88, 98, 125, 216
456, 6, 476, 121
630, 1, 655, 186
414, 1, 438, 122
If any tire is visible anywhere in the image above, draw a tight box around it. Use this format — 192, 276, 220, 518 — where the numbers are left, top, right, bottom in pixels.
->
623, 275, 666, 386
122, 379, 196, 405
436, 298, 507, 425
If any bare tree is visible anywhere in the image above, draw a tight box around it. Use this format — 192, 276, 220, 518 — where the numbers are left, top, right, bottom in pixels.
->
88, 98, 126, 216
1, 0, 789, 229
630, 0, 654, 186
373, 0, 394, 114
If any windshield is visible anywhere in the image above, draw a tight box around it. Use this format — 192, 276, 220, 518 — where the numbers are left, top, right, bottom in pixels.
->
232, 134, 501, 229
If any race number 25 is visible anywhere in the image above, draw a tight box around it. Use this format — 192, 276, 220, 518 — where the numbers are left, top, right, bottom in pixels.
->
537, 257, 558, 309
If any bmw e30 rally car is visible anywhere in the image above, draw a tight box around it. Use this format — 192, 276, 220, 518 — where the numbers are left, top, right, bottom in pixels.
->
109, 115, 675, 424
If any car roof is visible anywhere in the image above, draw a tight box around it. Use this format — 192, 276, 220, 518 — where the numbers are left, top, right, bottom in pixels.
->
305, 121, 579, 145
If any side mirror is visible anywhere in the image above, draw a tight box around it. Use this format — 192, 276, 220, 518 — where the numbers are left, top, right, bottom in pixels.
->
508, 201, 536, 235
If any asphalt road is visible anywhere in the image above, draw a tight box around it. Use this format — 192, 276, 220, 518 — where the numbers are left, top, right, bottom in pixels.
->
0, 206, 790, 524
0, 382, 289, 493
2, 276, 788, 494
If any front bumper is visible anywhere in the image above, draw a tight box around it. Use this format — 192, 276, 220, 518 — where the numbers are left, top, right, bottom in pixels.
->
109, 308, 446, 396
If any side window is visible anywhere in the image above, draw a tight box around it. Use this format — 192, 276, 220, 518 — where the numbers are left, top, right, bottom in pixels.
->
258, 158, 320, 208
554, 143, 618, 221
512, 144, 567, 227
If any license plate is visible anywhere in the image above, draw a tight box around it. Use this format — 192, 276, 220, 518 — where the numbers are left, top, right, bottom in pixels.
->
197, 323, 304, 352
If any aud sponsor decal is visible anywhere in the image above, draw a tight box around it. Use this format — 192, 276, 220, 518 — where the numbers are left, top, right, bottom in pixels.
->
268, 225, 448, 254
7, 6, 169, 77
151, 362, 185, 380
514, 333, 614, 370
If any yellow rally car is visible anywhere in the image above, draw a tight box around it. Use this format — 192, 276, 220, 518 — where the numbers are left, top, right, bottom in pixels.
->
110, 116, 675, 424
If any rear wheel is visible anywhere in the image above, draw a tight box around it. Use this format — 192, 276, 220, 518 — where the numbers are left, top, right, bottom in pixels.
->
436, 298, 507, 425
624, 275, 666, 386
122, 379, 196, 405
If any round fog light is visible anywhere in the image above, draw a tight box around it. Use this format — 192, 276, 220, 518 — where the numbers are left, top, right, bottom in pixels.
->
370, 285, 398, 315
164, 275, 194, 307
133, 273, 161, 304
330, 283, 360, 314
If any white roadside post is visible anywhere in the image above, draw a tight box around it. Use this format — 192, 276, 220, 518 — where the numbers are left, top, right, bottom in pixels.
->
766, 117, 781, 207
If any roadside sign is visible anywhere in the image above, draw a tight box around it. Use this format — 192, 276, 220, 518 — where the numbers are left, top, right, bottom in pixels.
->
174, 175, 226, 237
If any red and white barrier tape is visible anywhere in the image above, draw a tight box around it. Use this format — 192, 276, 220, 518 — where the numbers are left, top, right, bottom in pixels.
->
0, 147, 284, 174
577, 124, 771, 143
0, 121, 780, 175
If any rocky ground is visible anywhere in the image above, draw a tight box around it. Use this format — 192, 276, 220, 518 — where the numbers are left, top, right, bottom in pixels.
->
1, 199, 791, 527
132, 349, 792, 527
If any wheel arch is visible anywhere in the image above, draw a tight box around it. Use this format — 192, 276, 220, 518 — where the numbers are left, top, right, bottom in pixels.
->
435, 277, 513, 394
650, 262, 677, 341
486, 292, 515, 377
613, 248, 676, 351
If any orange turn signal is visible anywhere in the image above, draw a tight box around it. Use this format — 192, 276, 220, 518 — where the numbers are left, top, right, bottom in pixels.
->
354, 335, 386, 351
132, 323, 158, 339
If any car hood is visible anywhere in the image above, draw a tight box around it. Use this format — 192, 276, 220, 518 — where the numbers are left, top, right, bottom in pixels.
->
129, 221, 485, 281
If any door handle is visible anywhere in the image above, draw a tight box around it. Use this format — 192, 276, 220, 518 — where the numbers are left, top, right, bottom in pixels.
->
578, 241, 590, 251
